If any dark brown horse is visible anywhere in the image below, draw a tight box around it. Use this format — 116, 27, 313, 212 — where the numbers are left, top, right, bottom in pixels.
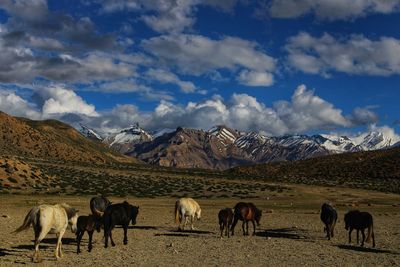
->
320, 203, 338, 240
344, 210, 375, 247
218, 208, 233, 238
231, 202, 262, 236
76, 215, 98, 254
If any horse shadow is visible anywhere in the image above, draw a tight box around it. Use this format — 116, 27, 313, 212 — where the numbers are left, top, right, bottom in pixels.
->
155, 229, 214, 237
11, 238, 76, 251
335, 244, 399, 255
0, 248, 14, 257
127, 225, 158, 230
257, 227, 310, 240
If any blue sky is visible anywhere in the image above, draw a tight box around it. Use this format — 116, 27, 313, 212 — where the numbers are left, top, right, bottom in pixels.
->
0, 0, 399, 139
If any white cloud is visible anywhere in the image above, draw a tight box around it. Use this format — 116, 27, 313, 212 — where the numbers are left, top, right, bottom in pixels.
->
286, 32, 400, 76
142, 34, 276, 86
1, 84, 385, 137
0, 89, 41, 119
268, 0, 400, 20
236, 70, 274, 86
34, 85, 99, 117
146, 68, 197, 93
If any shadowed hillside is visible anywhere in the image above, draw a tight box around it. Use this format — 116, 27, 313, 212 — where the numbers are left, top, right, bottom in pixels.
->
228, 147, 400, 193
0, 112, 139, 164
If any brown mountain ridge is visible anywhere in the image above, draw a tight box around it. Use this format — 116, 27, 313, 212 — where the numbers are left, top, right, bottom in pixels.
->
0, 111, 138, 164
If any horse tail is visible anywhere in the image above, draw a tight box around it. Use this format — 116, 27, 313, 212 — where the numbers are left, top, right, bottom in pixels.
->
93, 207, 104, 217
366, 220, 373, 243
175, 200, 180, 224
13, 207, 39, 233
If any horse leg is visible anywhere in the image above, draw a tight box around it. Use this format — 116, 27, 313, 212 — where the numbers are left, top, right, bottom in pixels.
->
246, 221, 249, 236
331, 222, 336, 238
190, 215, 195, 230
183, 216, 188, 231
33, 225, 48, 263
220, 222, 224, 238
242, 221, 246, 236
104, 229, 109, 248
348, 228, 353, 244
361, 229, 366, 247
356, 229, 359, 244
88, 230, 93, 252
252, 220, 256, 236
77, 230, 84, 254
231, 217, 238, 236
56, 229, 65, 259
372, 230, 376, 248
123, 225, 128, 245
109, 229, 116, 247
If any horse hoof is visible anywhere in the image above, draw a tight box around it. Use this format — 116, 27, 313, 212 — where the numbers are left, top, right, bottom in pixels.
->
111, 243, 116, 247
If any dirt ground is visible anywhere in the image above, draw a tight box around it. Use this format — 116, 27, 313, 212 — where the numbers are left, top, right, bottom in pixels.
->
1, 186, 400, 267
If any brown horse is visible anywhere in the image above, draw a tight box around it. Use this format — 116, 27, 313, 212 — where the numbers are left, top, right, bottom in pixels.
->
218, 208, 233, 238
231, 202, 262, 236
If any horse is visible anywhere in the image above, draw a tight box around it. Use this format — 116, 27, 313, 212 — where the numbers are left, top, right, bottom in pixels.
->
218, 208, 233, 238
344, 210, 376, 247
174, 197, 201, 231
14, 203, 79, 262
76, 215, 98, 254
320, 203, 338, 240
90, 196, 111, 231
231, 202, 262, 236
103, 201, 139, 248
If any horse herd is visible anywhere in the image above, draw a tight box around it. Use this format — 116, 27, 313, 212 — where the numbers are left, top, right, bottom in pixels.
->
14, 197, 376, 263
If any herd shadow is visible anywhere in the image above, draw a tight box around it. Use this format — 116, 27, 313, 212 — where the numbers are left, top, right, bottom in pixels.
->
335, 244, 399, 255
257, 227, 310, 240
155, 229, 214, 238
0, 248, 14, 257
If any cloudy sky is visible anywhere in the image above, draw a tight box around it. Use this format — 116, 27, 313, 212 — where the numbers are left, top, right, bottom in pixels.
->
0, 0, 399, 137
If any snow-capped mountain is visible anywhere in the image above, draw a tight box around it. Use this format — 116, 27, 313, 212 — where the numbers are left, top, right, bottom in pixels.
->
79, 124, 103, 141
80, 123, 399, 170
103, 123, 153, 154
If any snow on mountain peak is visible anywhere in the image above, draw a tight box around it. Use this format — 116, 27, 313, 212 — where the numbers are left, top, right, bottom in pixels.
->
79, 124, 102, 141
209, 125, 238, 144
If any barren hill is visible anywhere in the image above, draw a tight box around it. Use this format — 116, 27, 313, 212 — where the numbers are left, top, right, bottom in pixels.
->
228, 147, 400, 193
0, 112, 139, 164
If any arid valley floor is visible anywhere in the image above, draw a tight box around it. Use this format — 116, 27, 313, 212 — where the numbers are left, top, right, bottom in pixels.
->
1, 185, 399, 267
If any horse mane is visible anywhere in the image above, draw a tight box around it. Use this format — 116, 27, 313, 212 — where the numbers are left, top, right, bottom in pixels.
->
59, 203, 78, 219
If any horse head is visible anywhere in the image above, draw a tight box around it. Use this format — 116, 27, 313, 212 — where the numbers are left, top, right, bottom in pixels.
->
61, 204, 79, 233
255, 209, 262, 226
131, 205, 139, 225
195, 208, 201, 220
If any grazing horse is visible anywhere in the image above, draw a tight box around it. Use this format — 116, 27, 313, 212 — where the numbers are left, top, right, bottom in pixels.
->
90, 196, 111, 231
218, 208, 233, 238
320, 203, 338, 240
344, 210, 376, 247
103, 201, 139, 248
14, 204, 79, 262
231, 202, 262, 236
175, 198, 201, 231
76, 215, 98, 254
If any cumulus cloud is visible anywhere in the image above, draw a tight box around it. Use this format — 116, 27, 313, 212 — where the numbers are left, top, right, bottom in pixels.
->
142, 34, 276, 86
146, 68, 197, 93
96, 0, 241, 33
285, 32, 400, 76
33, 85, 99, 117
267, 0, 400, 20
0, 89, 41, 119
0, 84, 385, 137
134, 84, 374, 135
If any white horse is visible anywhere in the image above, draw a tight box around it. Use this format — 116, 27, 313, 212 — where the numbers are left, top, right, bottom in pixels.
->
174, 198, 201, 231
14, 203, 79, 262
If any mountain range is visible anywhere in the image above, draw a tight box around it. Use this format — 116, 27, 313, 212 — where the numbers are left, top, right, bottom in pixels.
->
79, 123, 399, 170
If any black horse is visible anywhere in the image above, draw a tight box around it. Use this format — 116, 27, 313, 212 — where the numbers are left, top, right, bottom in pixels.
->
344, 210, 375, 247
90, 196, 111, 231
320, 203, 337, 240
76, 215, 98, 254
218, 208, 233, 238
103, 201, 139, 248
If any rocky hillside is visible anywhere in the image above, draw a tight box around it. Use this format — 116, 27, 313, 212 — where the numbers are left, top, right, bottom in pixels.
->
0, 112, 138, 164
228, 147, 400, 193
